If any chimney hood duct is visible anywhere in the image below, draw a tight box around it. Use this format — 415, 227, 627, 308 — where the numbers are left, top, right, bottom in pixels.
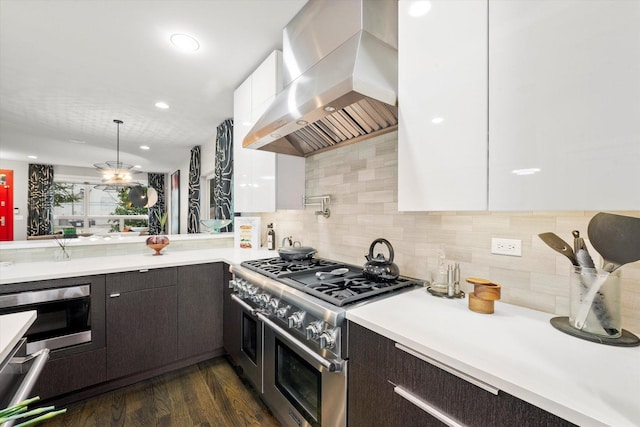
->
243, 0, 398, 157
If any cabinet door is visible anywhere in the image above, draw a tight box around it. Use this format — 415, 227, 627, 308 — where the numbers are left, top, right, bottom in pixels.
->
233, 51, 305, 213
177, 263, 223, 359
398, 0, 488, 211
489, 0, 640, 210
106, 278, 177, 380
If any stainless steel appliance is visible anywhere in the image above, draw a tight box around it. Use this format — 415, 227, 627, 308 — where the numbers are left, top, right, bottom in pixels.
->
0, 284, 93, 353
229, 256, 421, 427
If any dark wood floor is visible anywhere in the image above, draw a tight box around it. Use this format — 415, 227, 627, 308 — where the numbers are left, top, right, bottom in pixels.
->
41, 357, 280, 427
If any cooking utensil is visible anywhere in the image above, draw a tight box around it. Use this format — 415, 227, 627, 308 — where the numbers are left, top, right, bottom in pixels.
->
587, 212, 640, 273
278, 245, 317, 261
315, 268, 349, 280
363, 238, 400, 282
538, 232, 578, 265
574, 213, 640, 330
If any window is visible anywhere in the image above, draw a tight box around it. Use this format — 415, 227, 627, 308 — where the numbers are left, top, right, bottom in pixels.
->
53, 182, 148, 233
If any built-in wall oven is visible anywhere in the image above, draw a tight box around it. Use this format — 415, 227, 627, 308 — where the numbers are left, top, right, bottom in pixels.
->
0, 277, 105, 355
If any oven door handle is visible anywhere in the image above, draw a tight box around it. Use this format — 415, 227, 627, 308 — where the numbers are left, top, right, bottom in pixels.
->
230, 293, 258, 315
256, 312, 344, 373
0, 285, 90, 308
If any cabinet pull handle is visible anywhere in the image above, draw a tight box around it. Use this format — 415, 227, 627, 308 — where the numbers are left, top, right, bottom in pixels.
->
395, 343, 499, 395
109, 293, 121, 298
393, 385, 465, 427
139, 269, 149, 273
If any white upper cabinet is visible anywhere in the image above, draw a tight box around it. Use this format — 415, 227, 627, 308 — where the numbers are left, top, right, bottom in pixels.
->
233, 51, 305, 213
489, 0, 640, 210
398, 0, 488, 211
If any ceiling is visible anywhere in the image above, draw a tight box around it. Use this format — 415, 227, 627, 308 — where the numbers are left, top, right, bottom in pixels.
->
0, 0, 307, 174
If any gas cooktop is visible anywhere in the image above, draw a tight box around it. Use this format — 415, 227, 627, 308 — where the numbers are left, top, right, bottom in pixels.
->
240, 257, 422, 307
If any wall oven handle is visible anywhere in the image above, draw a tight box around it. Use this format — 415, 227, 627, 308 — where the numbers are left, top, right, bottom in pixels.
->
0, 285, 90, 308
231, 293, 257, 315
256, 312, 344, 373
393, 385, 465, 427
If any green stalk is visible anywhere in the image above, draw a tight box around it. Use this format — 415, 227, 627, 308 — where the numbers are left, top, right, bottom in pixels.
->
0, 406, 55, 423
13, 408, 67, 427
0, 397, 39, 419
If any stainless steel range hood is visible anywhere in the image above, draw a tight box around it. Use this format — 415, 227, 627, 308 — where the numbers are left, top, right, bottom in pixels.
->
243, 0, 398, 157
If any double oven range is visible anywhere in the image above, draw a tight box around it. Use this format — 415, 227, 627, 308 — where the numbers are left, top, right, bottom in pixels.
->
229, 256, 422, 427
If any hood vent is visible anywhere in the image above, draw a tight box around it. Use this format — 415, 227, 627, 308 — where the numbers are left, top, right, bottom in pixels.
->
243, 0, 398, 157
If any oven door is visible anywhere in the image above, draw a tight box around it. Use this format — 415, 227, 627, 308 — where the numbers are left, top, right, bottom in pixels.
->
261, 314, 347, 427
231, 294, 263, 393
0, 285, 92, 354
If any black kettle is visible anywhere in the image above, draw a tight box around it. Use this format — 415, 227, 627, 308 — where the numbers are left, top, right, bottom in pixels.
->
363, 238, 400, 282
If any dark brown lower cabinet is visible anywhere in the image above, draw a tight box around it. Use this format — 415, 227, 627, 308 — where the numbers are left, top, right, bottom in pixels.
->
177, 263, 224, 359
348, 322, 575, 427
106, 268, 178, 380
34, 348, 106, 400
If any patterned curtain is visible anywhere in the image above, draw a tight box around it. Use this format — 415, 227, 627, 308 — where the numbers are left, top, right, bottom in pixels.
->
187, 145, 201, 233
147, 173, 166, 235
27, 164, 54, 236
214, 119, 233, 232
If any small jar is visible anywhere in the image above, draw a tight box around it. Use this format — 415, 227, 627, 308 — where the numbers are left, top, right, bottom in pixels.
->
569, 266, 621, 337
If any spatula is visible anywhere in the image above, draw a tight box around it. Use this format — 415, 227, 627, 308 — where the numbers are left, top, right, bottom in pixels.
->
538, 233, 578, 266
574, 213, 640, 330
588, 212, 640, 273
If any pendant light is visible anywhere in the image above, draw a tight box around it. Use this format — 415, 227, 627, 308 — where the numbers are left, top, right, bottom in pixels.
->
93, 119, 137, 189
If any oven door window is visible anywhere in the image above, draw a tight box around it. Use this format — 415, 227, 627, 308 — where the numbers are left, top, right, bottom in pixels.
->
242, 311, 258, 364
275, 338, 321, 427
0, 297, 90, 342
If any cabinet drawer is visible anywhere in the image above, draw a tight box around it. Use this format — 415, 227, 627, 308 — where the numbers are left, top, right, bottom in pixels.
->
34, 348, 106, 400
106, 267, 177, 294
347, 321, 395, 376
394, 345, 574, 427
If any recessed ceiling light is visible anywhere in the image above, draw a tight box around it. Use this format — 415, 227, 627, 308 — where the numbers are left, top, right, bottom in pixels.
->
324, 106, 336, 112
296, 120, 308, 126
170, 33, 200, 52
431, 117, 444, 124
27, 155, 37, 159
140, 145, 150, 150
69, 139, 86, 144
270, 134, 281, 139
134, 165, 142, 169
409, 1, 432, 17
155, 101, 170, 109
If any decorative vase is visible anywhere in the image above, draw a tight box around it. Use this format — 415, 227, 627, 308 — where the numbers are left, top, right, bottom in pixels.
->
146, 235, 170, 256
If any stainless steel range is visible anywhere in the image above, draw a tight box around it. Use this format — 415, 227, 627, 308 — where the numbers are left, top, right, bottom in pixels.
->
229, 256, 421, 427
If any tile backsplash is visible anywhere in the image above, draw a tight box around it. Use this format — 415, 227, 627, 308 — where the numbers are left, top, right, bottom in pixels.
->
252, 131, 640, 333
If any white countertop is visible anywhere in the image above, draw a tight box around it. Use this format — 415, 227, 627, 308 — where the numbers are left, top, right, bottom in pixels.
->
0, 311, 36, 362
346, 288, 640, 427
0, 247, 274, 284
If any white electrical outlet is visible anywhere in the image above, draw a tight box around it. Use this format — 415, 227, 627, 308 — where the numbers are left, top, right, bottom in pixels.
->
491, 238, 522, 257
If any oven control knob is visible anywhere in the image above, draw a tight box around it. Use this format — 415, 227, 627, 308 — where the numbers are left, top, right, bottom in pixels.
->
305, 320, 324, 340
246, 285, 258, 299
275, 305, 291, 319
268, 298, 280, 313
319, 329, 337, 349
257, 293, 271, 307
288, 311, 306, 329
